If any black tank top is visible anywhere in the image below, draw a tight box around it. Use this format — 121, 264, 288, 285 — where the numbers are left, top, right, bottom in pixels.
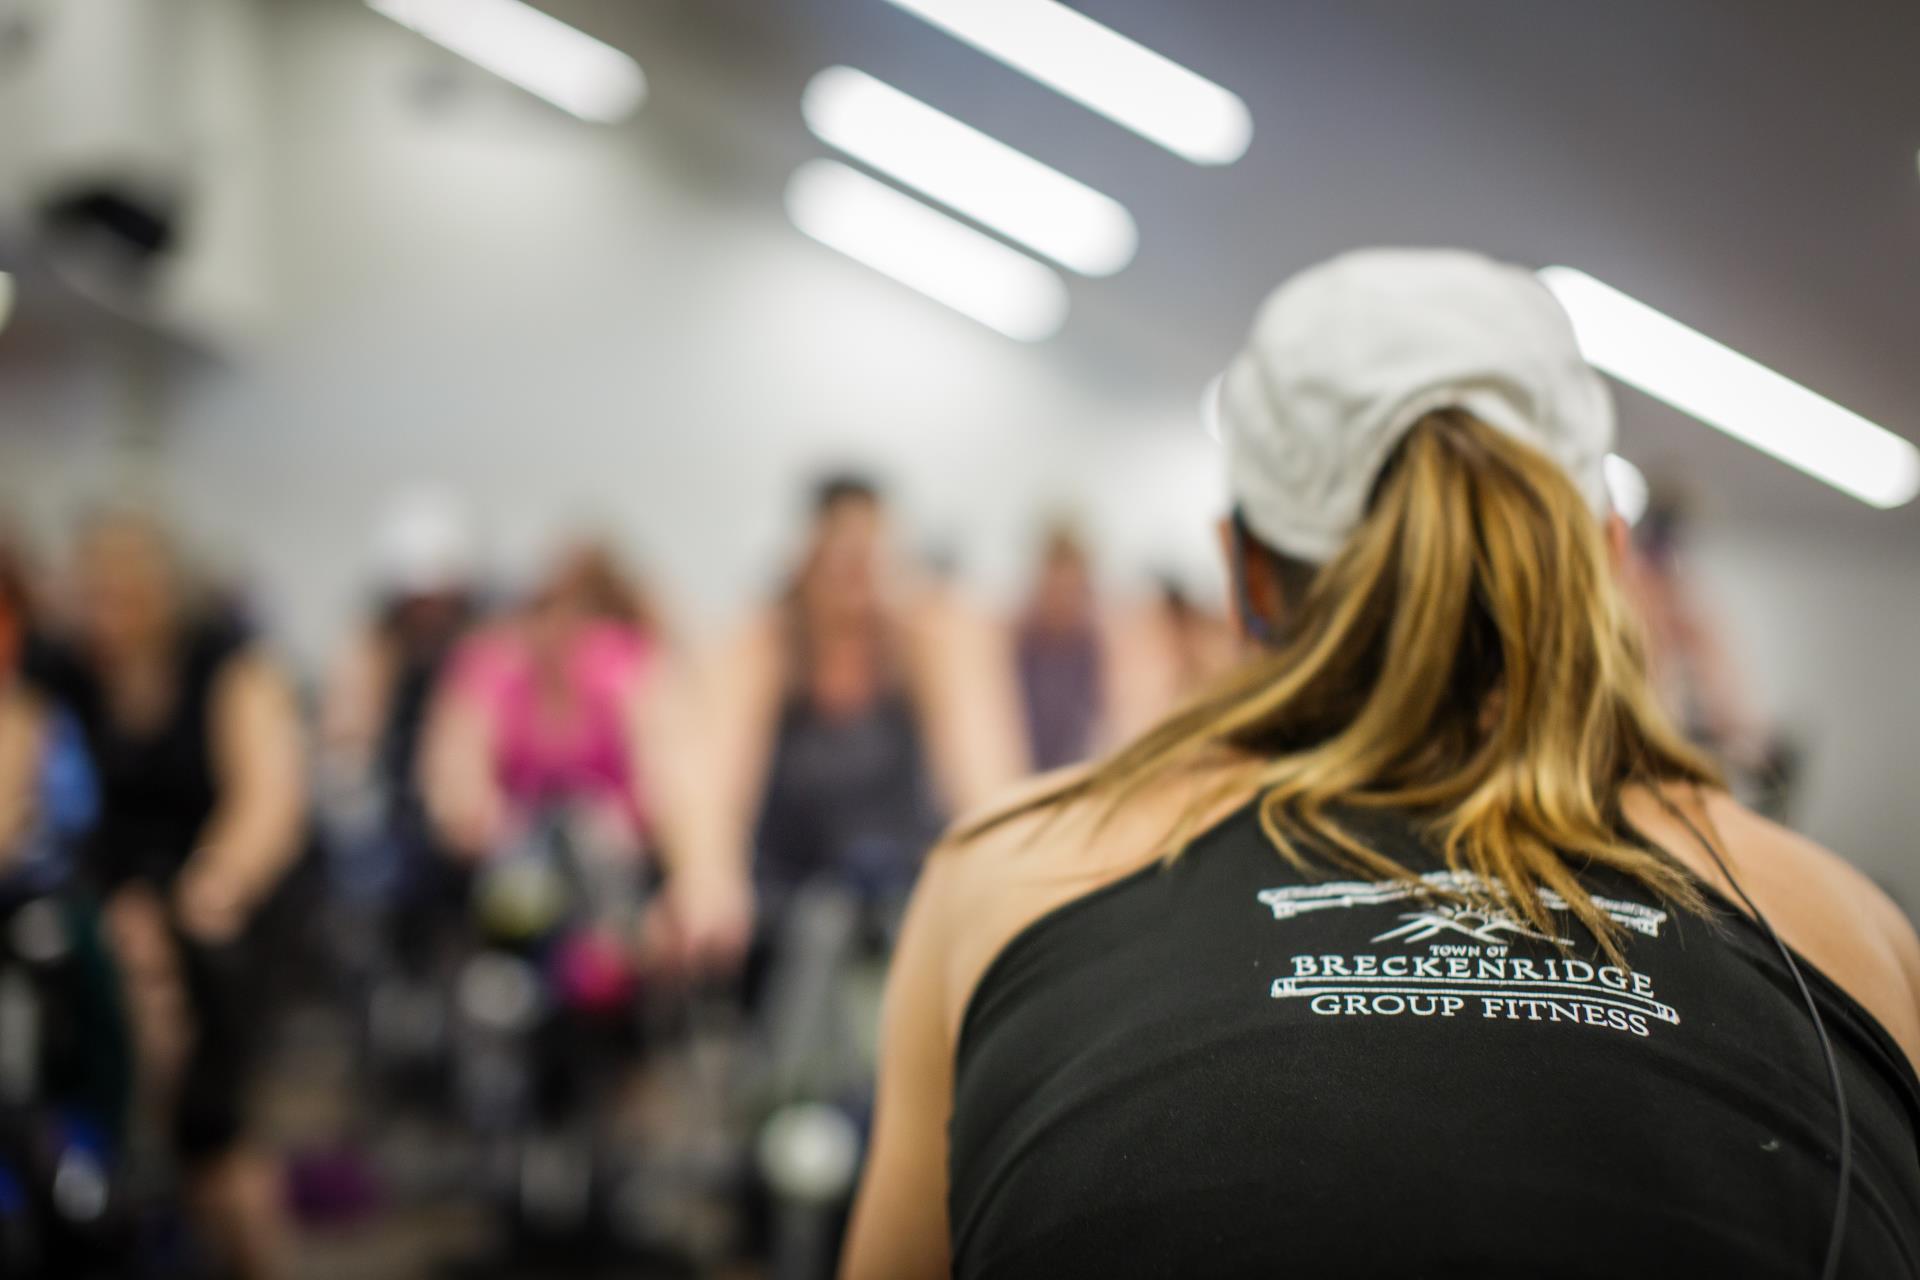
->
28, 622, 246, 890
950, 803, 1920, 1278
753, 688, 944, 896
1016, 622, 1102, 773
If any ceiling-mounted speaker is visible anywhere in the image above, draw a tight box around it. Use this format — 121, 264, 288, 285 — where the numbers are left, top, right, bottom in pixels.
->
37, 180, 182, 284
0, 0, 267, 349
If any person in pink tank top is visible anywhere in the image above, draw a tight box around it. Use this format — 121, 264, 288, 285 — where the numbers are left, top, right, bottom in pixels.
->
423, 540, 660, 857
448, 617, 654, 838
423, 537, 753, 973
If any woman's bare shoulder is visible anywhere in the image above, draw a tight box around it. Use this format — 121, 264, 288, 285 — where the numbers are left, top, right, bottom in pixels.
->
1624, 783, 1920, 1069
922, 763, 1251, 1045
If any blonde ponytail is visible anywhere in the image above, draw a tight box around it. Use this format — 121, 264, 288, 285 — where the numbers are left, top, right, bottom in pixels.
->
963, 410, 1719, 962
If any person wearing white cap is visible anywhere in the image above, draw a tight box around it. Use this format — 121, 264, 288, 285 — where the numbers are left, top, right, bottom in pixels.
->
317, 489, 485, 991
844, 250, 1920, 1279
321, 489, 481, 850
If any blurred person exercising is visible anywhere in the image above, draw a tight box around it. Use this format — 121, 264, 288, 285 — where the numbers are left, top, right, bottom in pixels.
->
0, 529, 93, 875
0, 529, 126, 1144
845, 251, 1920, 1278
321, 492, 480, 923
27, 511, 305, 1279
420, 537, 746, 969
1014, 522, 1105, 773
424, 537, 660, 856
706, 475, 1027, 923
1102, 573, 1239, 747
1623, 487, 1792, 814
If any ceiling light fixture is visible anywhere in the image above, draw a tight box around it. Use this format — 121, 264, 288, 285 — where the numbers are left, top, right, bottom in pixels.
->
786, 159, 1069, 341
1541, 266, 1919, 509
881, 0, 1251, 165
367, 0, 645, 123
802, 66, 1136, 276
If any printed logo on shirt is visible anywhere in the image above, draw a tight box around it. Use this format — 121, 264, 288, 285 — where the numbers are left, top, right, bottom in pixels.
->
1258, 870, 1668, 939
1255, 871, 1678, 1039
1370, 903, 1558, 945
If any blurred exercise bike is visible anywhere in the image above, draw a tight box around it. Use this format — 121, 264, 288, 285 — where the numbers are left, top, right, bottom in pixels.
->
319, 760, 470, 1117
0, 737, 135, 1280
749, 835, 917, 1280
455, 805, 717, 1264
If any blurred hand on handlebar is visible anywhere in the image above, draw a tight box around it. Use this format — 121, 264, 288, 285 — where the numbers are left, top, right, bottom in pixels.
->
173, 856, 251, 944
641, 866, 754, 979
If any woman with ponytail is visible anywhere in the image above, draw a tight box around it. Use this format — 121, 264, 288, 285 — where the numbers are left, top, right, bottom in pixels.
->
843, 250, 1920, 1279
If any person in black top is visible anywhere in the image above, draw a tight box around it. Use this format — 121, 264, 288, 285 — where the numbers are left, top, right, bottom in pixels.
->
0, 528, 136, 1263
320, 492, 480, 960
699, 475, 1029, 965
751, 478, 948, 903
843, 250, 1920, 1278
28, 511, 306, 1280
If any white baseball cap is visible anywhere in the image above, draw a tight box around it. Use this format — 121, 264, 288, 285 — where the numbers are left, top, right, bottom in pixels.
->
1218, 248, 1615, 565
374, 487, 475, 595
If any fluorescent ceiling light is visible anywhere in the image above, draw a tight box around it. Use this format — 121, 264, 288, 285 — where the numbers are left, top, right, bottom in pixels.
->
882, 0, 1251, 165
1541, 267, 1920, 510
786, 159, 1068, 341
367, 0, 645, 123
1603, 453, 1649, 526
802, 67, 1136, 276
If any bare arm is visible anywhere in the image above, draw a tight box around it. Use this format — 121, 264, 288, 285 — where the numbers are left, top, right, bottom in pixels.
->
0, 689, 42, 871
627, 639, 756, 971
174, 654, 308, 942
418, 675, 504, 860
1864, 888, 1920, 1058
841, 854, 957, 1279
693, 610, 787, 877
906, 589, 1030, 814
319, 628, 390, 773
1100, 598, 1178, 747
1625, 783, 1920, 1069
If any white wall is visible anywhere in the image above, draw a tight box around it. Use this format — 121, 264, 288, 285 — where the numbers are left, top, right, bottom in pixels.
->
141, 0, 1222, 661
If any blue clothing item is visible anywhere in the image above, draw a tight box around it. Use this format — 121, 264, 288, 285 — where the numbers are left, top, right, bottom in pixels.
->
40, 711, 99, 840
1, 711, 98, 895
